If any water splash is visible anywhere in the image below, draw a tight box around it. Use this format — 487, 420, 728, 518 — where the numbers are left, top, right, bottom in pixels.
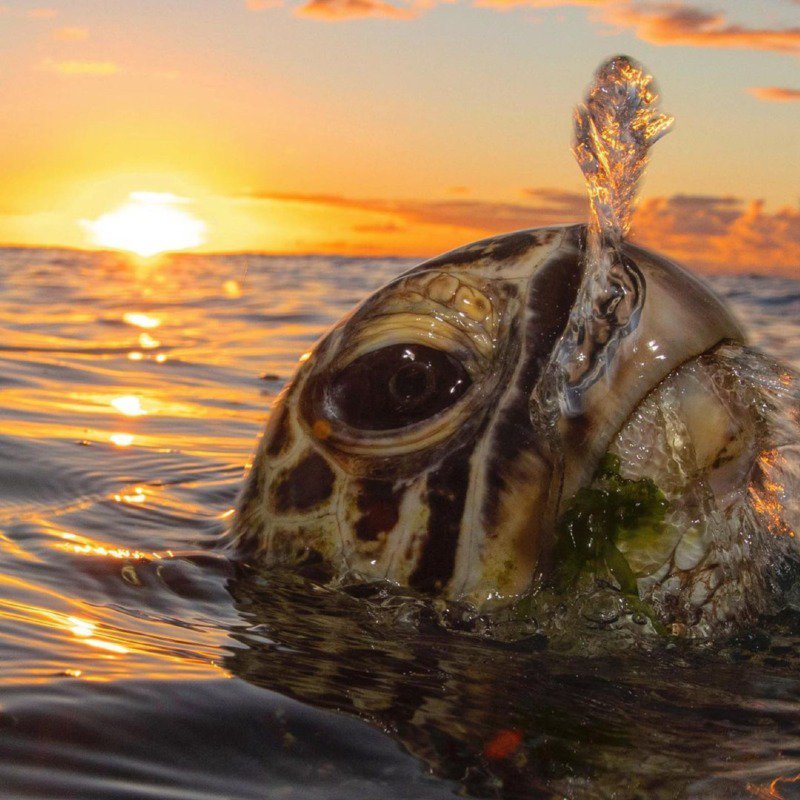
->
548, 56, 673, 417
574, 54, 673, 260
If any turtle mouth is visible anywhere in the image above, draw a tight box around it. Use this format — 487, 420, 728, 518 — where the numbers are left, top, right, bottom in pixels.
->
548, 450, 726, 637
551, 343, 761, 634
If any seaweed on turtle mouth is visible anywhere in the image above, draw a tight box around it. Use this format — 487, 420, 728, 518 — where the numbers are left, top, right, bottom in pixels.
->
549, 453, 669, 624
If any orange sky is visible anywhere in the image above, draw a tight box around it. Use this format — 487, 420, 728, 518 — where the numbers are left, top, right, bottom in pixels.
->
0, 0, 797, 272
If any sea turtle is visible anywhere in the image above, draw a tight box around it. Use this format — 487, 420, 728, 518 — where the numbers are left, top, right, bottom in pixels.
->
230, 224, 800, 635
230, 56, 800, 636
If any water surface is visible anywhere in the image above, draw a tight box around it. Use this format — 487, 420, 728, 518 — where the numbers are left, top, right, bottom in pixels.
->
1, 248, 800, 799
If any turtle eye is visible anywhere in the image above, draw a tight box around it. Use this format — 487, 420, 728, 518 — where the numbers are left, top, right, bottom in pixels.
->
327, 343, 471, 431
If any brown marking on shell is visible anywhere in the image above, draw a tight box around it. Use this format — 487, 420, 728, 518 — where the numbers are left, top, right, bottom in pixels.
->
486, 230, 556, 264
272, 450, 336, 513
265, 403, 293, 457
238, 457, 265, 516
482, 449, 558, 593
233, 456, 269, 553
417, 228, 544, 271
409, 445, 471, 593
416, 229, 550, 272
269, 526, 325, 565
482, 233, 584, 531
354, 480, 404, 542
417, 244, 491, 271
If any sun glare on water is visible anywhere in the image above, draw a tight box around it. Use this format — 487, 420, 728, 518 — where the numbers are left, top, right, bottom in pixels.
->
83, 192, 207, 257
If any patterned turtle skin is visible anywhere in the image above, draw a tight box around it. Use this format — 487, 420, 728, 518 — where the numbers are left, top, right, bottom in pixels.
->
229, 223, 793, 628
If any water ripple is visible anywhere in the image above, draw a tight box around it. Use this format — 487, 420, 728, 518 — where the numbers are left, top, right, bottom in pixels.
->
0, 248, 799, 798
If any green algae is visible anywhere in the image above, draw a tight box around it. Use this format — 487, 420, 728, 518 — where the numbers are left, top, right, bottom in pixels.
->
553, 454, 668, 602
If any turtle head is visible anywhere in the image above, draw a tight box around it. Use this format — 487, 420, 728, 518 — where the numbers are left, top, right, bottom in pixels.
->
232, 225, 743, 607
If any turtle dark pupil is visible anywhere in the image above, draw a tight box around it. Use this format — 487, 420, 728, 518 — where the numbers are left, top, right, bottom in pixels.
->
326, 343, 471, 430
390, 362, 434, 405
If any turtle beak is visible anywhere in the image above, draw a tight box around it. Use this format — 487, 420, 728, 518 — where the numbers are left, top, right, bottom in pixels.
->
452, 241, 743, 607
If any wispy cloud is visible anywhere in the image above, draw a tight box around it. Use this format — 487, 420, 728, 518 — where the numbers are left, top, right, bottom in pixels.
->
254, 189, 587, 228
747, 86, 800, 102
601, 2, 800, 55
296, 0, 418, 20
52, 26, 90, 41
476, 0, 612, 9
41, 59, 120, 76
271, 0, 800, 58
245, 0, 284, 9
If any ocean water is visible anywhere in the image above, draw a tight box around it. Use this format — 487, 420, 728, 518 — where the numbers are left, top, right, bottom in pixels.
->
1, 247, 800, 799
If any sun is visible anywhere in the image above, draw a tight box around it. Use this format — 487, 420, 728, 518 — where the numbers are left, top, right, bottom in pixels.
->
83, 192, 207, 257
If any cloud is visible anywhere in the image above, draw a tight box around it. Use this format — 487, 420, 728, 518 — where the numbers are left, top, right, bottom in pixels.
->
255, 189, 588, 228
296, 0, 418, 19
52, 26, 90, 41
522, 187, 588, 215
602, 3, 800, 55
632, 195, 800, 274
265, 0, 800, 60
293, 0, 612, 18
747, 86, 800, 102
476, 0, 612, 8
249, 188, 800, 273
353, 221, 407, 232
41, 59, 120, 76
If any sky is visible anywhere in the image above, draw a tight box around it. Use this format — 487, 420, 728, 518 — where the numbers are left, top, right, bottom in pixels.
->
0, 0, 797, 272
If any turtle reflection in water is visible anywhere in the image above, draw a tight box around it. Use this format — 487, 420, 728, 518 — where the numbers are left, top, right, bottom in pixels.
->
230, 57, 800, 638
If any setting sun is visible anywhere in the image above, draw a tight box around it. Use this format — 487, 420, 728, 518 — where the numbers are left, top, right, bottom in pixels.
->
82, 192, 206, 257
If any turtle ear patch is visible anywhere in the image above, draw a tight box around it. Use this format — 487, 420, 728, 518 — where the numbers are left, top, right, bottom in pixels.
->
408, 444, 472, 593
265, 403, 294, 458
